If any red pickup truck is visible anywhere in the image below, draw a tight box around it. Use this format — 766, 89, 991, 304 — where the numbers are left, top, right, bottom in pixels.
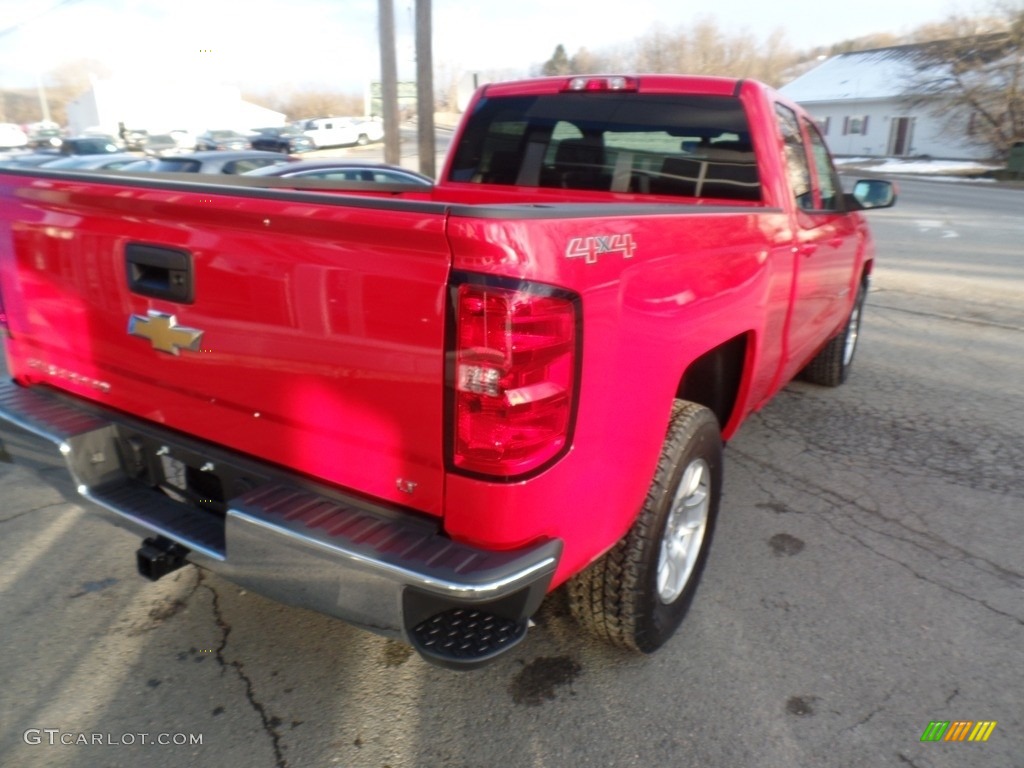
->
0, 75, 894, 668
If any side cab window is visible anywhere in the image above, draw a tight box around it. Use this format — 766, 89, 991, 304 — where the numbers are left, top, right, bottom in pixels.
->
804, 120, 842, 211
775, 104, 814, 211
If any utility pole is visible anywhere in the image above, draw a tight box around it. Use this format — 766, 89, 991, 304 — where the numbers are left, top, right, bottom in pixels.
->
378, 0, 401, 166
34, 70, 52, 124
415, 0, 436, 178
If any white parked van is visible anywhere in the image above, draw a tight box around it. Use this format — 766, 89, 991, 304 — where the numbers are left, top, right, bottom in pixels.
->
301, 117, 383, 148
0, 124, 28, 149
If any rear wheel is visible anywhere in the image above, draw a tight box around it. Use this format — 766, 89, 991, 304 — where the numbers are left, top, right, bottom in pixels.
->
802, 280, 867, 386
356, 134, 370, 146
568, 401, 722, 652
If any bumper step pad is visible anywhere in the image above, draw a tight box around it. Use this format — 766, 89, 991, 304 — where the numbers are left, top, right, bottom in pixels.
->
412, 608, 528, 669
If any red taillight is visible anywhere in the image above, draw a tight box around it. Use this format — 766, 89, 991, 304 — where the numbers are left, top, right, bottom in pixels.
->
563, 76, 638, 92
452, 280, 579, 478
0, 284, 7, 333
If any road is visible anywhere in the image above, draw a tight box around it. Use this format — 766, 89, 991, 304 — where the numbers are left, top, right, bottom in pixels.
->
0, 176, 1021, 768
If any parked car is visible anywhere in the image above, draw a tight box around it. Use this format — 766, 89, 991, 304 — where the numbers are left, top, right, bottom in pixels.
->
0, 152, 63, 168
169, 129, 197, 151
195, 130, 252, 151
27, 128, 63, 149
0, 124, 28, 149
123, 150, 293, 175
119, 128, 150, 151
243, 159, 432, 185
58, 136, 121, 155
249, 126, 316, 154
37, 153, 148, 171
300, 117, 384, 148
139, 134, 182, 157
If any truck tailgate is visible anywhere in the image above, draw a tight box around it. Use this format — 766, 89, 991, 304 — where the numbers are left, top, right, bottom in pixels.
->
0, 172, 451, 516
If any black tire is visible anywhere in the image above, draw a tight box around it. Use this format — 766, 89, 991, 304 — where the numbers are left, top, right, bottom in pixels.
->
356, 134, 370, 146
802, 280, 867, 387
568, 401, 722, 653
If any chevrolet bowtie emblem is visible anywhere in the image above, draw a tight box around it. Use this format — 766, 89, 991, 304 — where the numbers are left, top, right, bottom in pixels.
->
128, 312, 204, 356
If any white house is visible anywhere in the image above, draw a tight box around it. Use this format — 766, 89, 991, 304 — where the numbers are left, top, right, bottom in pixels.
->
780, 45, 992, 161
66, 78, 285, 136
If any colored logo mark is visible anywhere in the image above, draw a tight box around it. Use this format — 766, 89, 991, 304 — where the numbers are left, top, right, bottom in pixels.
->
921, 721, 997, 743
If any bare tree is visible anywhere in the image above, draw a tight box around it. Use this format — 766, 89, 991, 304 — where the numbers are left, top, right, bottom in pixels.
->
247, 90, 364, 121
632, 28, 677, 72
905, 3, 1024, 158
568, 47, 604, 74
1, 90, 40, 124
623, 19, 798, 86
37, 58, 111, 126
520, 22, 800, 98
541, 45, 573, 76
824, 33, 901, 55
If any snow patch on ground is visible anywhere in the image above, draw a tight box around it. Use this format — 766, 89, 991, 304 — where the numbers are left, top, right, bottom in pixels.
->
835, 156, 1002, 176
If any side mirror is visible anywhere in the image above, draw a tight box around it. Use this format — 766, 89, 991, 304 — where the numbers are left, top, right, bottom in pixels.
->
849, 179, 896, 210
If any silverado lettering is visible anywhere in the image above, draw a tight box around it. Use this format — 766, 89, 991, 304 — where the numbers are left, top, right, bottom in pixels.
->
0, 75, 895, 668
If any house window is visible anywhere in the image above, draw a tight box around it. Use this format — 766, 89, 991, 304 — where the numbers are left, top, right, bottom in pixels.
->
818, 117, 831, 136
843, 116, 870, 135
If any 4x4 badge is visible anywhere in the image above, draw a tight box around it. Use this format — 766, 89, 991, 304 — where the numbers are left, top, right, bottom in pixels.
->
566, 234, 637, 264
128, 312, 204, 356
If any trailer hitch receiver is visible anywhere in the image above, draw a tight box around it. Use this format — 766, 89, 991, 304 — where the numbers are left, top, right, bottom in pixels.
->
137, 536, 190, 581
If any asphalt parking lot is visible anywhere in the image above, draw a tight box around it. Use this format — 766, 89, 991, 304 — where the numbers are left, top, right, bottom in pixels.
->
0, 174, 1021, 768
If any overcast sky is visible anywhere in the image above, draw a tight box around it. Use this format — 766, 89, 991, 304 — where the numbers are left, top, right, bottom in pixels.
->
0, 0, 971, 94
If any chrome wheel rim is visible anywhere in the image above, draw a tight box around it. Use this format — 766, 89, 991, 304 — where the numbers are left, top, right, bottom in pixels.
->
843, 300, 861, 366
657, 458, 711, 604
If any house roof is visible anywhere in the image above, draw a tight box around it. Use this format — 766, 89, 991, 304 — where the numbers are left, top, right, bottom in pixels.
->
780, 46, 923, 103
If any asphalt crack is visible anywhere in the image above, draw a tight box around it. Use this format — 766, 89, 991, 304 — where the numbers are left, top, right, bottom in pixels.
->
831, 524, 1024, 627
0, 501, 70, 524
750, 387, 1024, 499
733, 450, 1024, 626
736, 449, 1024, 586
843, 688, 896, 733
201, 573, 288, 768
896, 754, 926, 768
869, 300, 1024, 333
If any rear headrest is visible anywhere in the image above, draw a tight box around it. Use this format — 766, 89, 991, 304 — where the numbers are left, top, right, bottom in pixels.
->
555, 138, 605, 166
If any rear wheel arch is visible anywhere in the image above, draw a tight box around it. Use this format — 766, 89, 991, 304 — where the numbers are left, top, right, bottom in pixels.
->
675, 333, 750, 433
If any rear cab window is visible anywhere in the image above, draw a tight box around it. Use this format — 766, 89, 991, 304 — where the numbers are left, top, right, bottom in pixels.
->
448, 92, 761, 201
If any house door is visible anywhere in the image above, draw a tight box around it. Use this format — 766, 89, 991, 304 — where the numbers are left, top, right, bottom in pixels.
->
889, 117, 914, 156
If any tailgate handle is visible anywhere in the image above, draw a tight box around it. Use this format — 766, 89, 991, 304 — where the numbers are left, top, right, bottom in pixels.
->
126, 244, 194, 304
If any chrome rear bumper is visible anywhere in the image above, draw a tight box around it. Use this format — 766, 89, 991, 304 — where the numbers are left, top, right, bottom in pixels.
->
0, 380, 560, 668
